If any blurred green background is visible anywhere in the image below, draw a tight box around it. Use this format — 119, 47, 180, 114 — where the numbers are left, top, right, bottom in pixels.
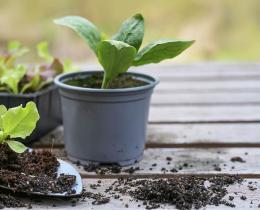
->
0, 0, 259, 62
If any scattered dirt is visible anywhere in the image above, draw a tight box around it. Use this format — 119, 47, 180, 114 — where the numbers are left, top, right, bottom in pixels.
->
104, 175, 242, 210
83, 163, 141, 175
230, 156, 246, 163
65, 73, 148, 89
0, 191, 27, 208
82, 190, 110, 205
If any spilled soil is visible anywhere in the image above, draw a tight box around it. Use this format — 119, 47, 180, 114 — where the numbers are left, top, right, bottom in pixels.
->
0, 144, 76, 208
103, 175, 243, 210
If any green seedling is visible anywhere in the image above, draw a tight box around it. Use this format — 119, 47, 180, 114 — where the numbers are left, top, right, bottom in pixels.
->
0, 101, 40, 153
54, 13, 194, 88
0, 41, 76, 94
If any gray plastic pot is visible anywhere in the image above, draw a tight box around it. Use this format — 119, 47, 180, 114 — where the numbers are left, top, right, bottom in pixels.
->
55, 71, 158, 166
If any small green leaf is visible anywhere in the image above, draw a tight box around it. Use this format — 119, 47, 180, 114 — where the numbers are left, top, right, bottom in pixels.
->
54, 16, 102, 55
133, 39, 195, 66
97, 40, 136, 88
37, 41, 53, 62
6, 140, 27, 153
1, 65, 27, 94
8, 41, 21, 52
0, 105, 7, 116
0, 131, 5, 142
112, 14, 144, 50
7, 40, 29, 57
21, 72, 41, 93
0, 105, 7, 129
63, 59, 78, 73
2, 101, 40, 139
37, 58, 63, 81
37, 78, 53, 90
49, 58, 63, 74
6, 41, 29, 67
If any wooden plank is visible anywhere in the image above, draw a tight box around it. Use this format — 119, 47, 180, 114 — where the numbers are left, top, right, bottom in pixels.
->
81, 62, 260, 77
38, 106, 260, 126
155, 80, 260, 93
49, 148, 260, 177
151, 92, 260, 105
35, 123, 260, 147
13, 178, 260, 209
147, 123, 260, 145
149, 105, 260, 123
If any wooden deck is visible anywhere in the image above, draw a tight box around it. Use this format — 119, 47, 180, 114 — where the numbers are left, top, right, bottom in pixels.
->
31, 62, 260, 209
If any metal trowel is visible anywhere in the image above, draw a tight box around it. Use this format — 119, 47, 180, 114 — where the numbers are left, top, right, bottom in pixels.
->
0, 159, 83, 197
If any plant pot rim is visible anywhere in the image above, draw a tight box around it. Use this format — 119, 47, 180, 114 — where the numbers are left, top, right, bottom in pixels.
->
0, 84, 57, 98
54, 70, 159, 93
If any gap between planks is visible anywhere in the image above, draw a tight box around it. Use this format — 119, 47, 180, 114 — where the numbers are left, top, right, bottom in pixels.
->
79, 174, 260, 179
34, 123, 260, 148
32, 143, 260, 149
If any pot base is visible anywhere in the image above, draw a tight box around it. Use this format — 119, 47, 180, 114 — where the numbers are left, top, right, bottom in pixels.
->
67, 154, 143, 167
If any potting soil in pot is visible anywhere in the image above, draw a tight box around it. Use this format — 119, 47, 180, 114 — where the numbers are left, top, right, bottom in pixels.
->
65, 73, 148, 89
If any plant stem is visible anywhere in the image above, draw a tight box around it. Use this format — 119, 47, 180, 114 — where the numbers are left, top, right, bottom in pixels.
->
101, 73, 110, 89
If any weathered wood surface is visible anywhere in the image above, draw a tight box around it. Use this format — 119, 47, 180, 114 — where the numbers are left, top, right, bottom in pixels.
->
149, 105, 260, 123
28, 63, 260, 209
151, 92, 260, 105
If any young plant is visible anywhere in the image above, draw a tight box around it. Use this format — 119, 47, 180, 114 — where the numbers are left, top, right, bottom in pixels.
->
0, 41, 76, 94
54, 14, 194, 88
0, 101, 40, 153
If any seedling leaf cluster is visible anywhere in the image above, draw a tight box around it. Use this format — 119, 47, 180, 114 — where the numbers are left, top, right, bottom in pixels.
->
54, 13, 194, 88
0, 41, 76, 94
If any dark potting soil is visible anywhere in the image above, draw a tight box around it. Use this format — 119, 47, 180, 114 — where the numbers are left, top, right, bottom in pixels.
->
65, 73, 148, 89
230, 156, 246, 163
83, 163, 141, 175
105, 175, 243, 210
0, 144, 76, 208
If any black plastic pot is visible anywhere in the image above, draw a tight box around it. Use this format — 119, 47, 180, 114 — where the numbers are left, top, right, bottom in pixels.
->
55, 71, 158, 166
0, 84, 62, 142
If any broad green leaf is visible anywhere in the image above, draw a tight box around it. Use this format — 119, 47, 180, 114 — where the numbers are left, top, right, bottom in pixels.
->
2, 101, 40, 139
6, 140, 27, 153
37, 41, 53, 62
133, 39, 195, 66
97, 40, 136, 88
112, 14, 144, 50
1, 65, 27, 94
54, 16, 102, 55
0, 105, 7, 129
